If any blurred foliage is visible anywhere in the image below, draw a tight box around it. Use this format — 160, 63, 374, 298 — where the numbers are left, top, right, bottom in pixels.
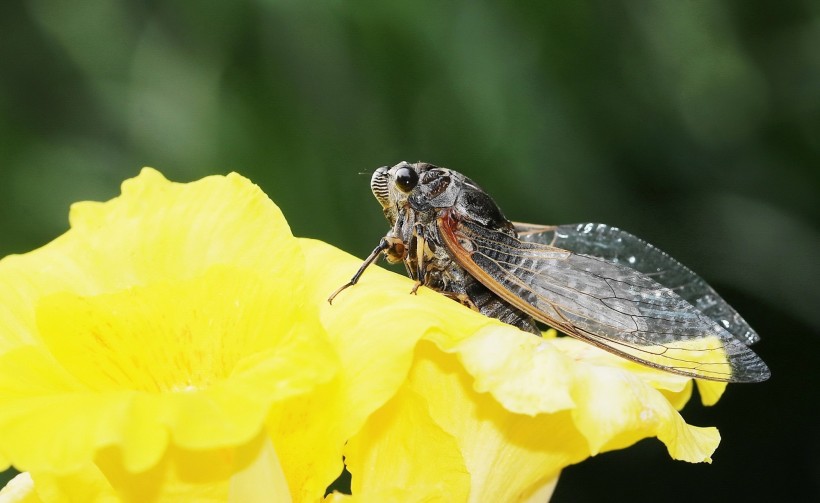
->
0, 0, 818, 501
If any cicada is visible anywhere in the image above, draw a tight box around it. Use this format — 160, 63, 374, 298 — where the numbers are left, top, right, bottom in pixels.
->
329, 162, 770, 383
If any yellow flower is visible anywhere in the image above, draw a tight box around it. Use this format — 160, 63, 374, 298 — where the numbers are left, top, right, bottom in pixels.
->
0, 169, 342, 501
301, 239, 726, 502
0, 169, 730, 502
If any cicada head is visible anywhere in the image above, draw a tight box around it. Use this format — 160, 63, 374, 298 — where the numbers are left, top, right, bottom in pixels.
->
371, 161, 460, 210
370, 162, 438, 225
372, 161, 514, 231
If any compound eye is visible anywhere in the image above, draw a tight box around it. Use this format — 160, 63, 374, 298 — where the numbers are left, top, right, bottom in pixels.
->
394, 166, 419, 193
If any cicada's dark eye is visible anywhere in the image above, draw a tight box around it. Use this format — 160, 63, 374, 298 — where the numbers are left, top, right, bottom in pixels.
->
394, 166, 419, 193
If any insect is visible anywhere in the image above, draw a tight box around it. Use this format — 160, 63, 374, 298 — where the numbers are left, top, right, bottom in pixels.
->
329, 162, 770, 383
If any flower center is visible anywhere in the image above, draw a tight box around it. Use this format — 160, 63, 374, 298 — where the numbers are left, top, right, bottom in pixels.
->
35, 266, 291, 393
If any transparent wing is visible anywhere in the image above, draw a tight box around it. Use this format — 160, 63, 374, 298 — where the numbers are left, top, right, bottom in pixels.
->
439, 217, 770, 382
514, 222, 760, 346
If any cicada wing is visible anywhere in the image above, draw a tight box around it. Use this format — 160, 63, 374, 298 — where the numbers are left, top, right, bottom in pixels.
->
440, 217, 770, 383
513, 221, 760, 347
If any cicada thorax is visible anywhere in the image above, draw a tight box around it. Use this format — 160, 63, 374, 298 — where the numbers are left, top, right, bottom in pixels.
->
397, 204, 541, 335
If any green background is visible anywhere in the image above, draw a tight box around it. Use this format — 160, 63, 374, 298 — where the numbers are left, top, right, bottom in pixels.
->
1, 1, 817, 500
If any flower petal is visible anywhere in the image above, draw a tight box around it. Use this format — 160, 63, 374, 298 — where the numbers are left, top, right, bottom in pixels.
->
67, 168, 300, 290
13, 433, 293, 502
344, 382, 470, 502
438, 326, 719, 463
228, 438, 292, 503
695, 379, 727, 406
0, 239, 93, 352
445, 326, 575, 416
0, 168, 302, 353
408, 342, 591, 502
568, 360, 720, 462
548, 337, 721, 461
